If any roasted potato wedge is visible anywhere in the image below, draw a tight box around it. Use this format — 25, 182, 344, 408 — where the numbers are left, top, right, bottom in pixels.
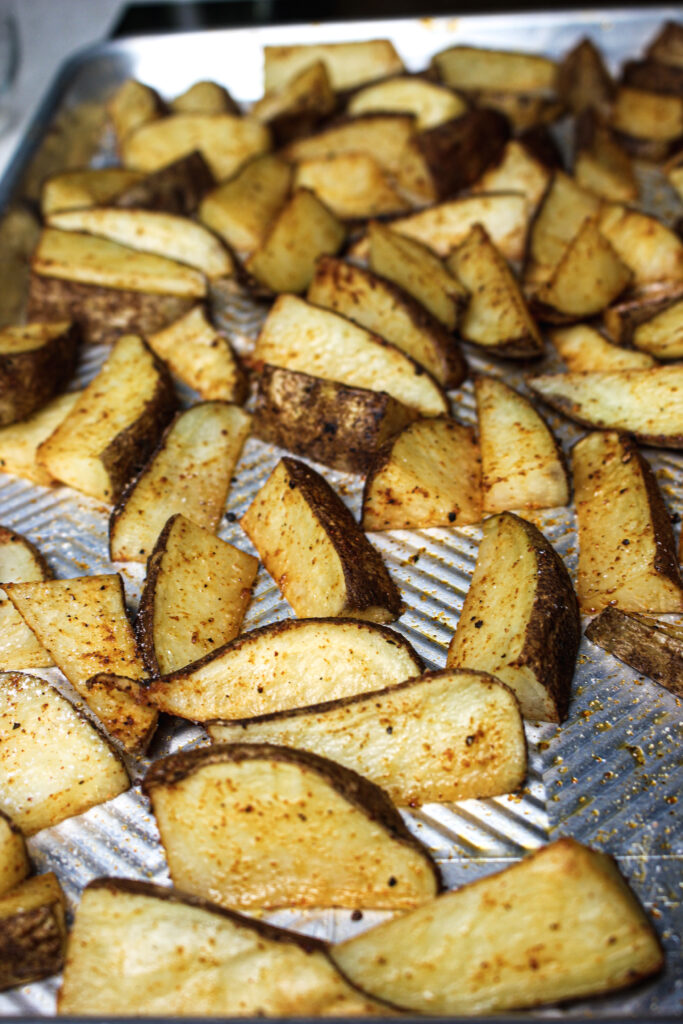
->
253, 364, 417, 474
110, 150, 215, 215
144, 743, 441, 910
611, 86, 683, 161
631, 294, 683, 359
0, 671, 129, 834
40, 167, 144, 217
109, 401, 251, 563
572, 431, 683, 613
199, 154, 292, 255
549, 324, 656, 371
144, 617, 423, 722
471, 138, 551, 214
0, 525, 53, 671
347, 75, 466, 130
37, 333, 177, 503
475, 377, 569, 513
0, 811, 29, 899
598, 203, 683, 284
136, 513, 258, 676
108, 78, 165, 145
253, 294, 449, 416
209, 667, 527, 806
432, 44, 557, 95
556, 37, 614, 115
621, 58, 683, 97
585, 606, 683, 698
0, 872, 67, 992
5, 574, 157, 754
447, 512, 580, 722
603, 282, 683, 345
362, 417, 482, 531
528, 366, 683, 448
294, 153, 410, 220
241, 457, 402, 622
59, 879, 386, 1016
264, 39, 404, 92
645, 20, 683, 67
0, 392, 80, 486
171, 81, 239, 116
574, 110, 638, 203
331, 839, 663, 1015
283, 114, 415, 179
0, 321, 79, 428
251, 61, 337, 146
524, 171, 601, 287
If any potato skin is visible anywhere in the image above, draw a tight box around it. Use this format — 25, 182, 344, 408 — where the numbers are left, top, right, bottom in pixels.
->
0, 902, 65, 991
585, 606, 683, 697
0, 323, 80, 427
111, 151, 216, 215
414, 108, 510, 201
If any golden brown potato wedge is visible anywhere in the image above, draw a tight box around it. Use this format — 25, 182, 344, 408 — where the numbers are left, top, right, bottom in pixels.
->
447, 511, 580, 722
603, 282, 683, 345
528, 366, 683, 448
448, 223, 543, 356
556, 37, 615, 115
598, 204, 683, 284
245, 188, 346, 294
572, 431, 683, 614
120, 113, 271, 181
253, 294, 449, 416
264, 39, 404, 93
471, 138, 551, 215
171, 81, 239, 116
475, 377, 569, 514
347, 75, 466, 130
621, 58, 683, 97
610, 86, 683, 161
308, 256, 466, 388
549, 324, 656, 371
585, 607, 683, 698
144, 617, 423, 722
251, 61, 336, 146
431, 44, 557, 94
0, 392, 80, 487
108, 79, 165, 145
37, 333, 177, 503
645, 20, 683, 67
574, 110, 638, 203
136, 514, 258, 676
146, 305, 248, 403
0, 321, 80, 427
5, 575, 157, 754
110, 150, 215, 215
283, 114, 415, 179
0, 525, 53, 671
109, 401, 251, 563
294, 153, 410, 220
253, 364, 417, 474
210, 667, 527, 806
0, 872, 67, 992
0, 671, 129, 835
199, 154, 292, 255
631, 295, 683, 359
241, 457, 401, 622
0, 811, 29, 899
362, 417, 482, 531
524, 171, 601, 287
59, 879, 386, 1016
331, 839, 663, 1015
40, 167, 144, 217
144, 743, 441, 911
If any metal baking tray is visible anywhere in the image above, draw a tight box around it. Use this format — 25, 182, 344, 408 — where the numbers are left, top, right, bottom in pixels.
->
0, 7, 681, 1018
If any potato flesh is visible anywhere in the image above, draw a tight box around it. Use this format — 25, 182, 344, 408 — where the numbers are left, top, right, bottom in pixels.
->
347, 77, 466, 130
598, 204, 683, 284
0, 391, 80, 486
363, 418, 482, 530
612, 86, 683, 142
0, 527, 53, 670
433, 45, 557, 93
285, 116, 414, 176
526, 172, 600, 285
264, 40, 403, 92
171, 81, 235, 115
294, 154, 409, 219
210, 669, 527, 807
110, 402, 251, 563
59, 884, 381, 1016
148, 757, 438, 910
0, 671, 129, 835
0, 321, 72, 355
476, 377, 568, 513
550, 324, 655, 371
42, 168, 145, 217
199, 154, 292, 254
0, 814, 29, 898
108, 79, 163, 143
331, 839, 663, 1015
252, 61, 335, 127
147, 306, 246, 402
633, 298, 683, 359
254, 295, 448, 416
148, 619, 422, 721
572, 432, 683, 613
536, 217, 632, 317
472, 140, 550, 212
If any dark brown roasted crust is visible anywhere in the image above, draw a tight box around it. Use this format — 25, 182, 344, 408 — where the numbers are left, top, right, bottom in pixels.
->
253, 365, 416, 475
111, 151, 216, 215
142, 742, 443, 892
612, 127, 683, 163
134, 513, 178, 677
26, 272, 194, 346
517, 124, 564, 170
645, 21, 683, 67
625, 437, 683, 587
412, 108, 510, 202
0, 902, 65, 992
603, 283, 683, 345
585, 606, 683, 697
0, 323, 80, 427
556, 37, 615, 114
621, 59, 683, 97
0, 525, 53, 582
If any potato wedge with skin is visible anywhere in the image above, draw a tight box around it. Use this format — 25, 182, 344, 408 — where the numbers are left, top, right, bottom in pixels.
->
585, 607, 683, 698
37, 333, 177, 503
111, 150, 215, 216
58, 879, 387, 1016
621, 58, 683, 97
432, 45, 557, 95
209, 668, 527, 807
108, 79, 165, 145
572, 431, 683, 614
447, 512, 579, 722
253, 364, 417, 475
0, 872, 67, 992
574, 110, 638, 203
549, 324, 656, 371
368, 221, 467, 331
0, 391, 80, 486
0, 811, 29, 898
308, 256, 466, 389
0, 671, 129, 834
253, 295, 449, 417
525, 171, 601, 287
121, 113, 271, 181
632, 295, 683, 359
0, 525, 53, 671
556, 37, 615, 115
528, 366, 683, 448
5, 575, 157, 754
171, 81, 239, 116
646, 20, 683, 68
144, 743, 442, 911
245, 188, 346, 294
136, 514, 258, 676
475, 377, 568, 514
362, 418, 482, 531
110, 402, 250, 563
41, 167, 144, 217
611, 86, 683, 161
603, 282, 683, 345
251, 61, 337, 146
283, 114, 416, 178
0, 321, 80, 428
598, 204, 683, 285
47, 207, 234, 281
241, 457, 401, 623
294, 153, 410, 220
471, 139, 551, 214
347, 76, 467, 130
145, 617, 423, 722
330, 839, 663, 1015
448, 224, 543, 357
199, 154, 292, 255
264, 39, 404, 93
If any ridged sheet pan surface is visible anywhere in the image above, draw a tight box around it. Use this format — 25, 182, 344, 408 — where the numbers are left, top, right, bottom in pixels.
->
0, 7, 681, 1017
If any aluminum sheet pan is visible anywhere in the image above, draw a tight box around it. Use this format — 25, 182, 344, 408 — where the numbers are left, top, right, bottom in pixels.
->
0, 7, 681, 1018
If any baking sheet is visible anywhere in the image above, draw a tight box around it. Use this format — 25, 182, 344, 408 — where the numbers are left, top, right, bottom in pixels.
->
0, 7, 681, 1017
